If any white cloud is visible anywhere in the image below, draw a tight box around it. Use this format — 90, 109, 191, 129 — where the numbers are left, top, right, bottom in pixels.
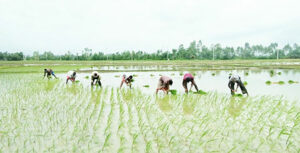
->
0, 0, 299, 54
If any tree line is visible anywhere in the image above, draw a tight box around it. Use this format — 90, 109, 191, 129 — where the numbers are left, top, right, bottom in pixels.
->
1, 41, 300, 61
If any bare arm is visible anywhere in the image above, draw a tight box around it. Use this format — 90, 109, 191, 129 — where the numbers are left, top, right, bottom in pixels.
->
164, 85, 169, 94
156, 88, 159, 94
43, 71, 46, 78
52, 73, 57, 79
192, 80, 199, 92
120, 80, 124, 88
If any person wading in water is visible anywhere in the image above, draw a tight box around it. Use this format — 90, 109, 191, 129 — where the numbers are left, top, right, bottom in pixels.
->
91, 71, 102, 87
228, 74, 248, 96
156, 76, 173, 94
120, 74, 133, 88
43, 69, 57, 79
182, 73, 199, 93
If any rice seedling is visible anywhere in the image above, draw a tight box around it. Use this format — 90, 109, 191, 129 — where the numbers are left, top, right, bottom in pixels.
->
143, 85, 150, 88
278, 72, 282, 75
270, 70, 275, 76
150, 74, 155, 77
114, 75, 120, 78
244, 72, 249, 76
193, 90, 207, 95
211, 73, 216, 76
243, 81, 248, 86
288, 80, 299, 84
179, 72, 183, 76
279, 81, 285, 84
266, 81, 272, 85
133, 74, 138, 77
85, 76, 89, 79
0, 73, 299, 153
169, 90, 177, 95
233, 93, 243, 97
272, 81, 285, 85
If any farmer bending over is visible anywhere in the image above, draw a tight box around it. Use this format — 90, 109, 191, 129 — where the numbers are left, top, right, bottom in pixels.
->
120, 75, 133, 88
156, 76, 173, 94
183, 73, 198, 93
91, 71, 102, 87
43, 69, 57, 79
66, 70, 76, 84
228, 74, 248, 96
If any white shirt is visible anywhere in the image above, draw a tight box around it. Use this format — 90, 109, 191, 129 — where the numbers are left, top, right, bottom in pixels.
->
67, 71, 76, 78
229, 75, 240, 82
92, 71, 101, 79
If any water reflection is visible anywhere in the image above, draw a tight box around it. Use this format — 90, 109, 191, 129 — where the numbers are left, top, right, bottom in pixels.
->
66, 83, 82, 95
56, 69, 300, 101
156, 95, 172, 112
90, 88, 102, 104
121, 89, 134, 102
182, 95, 195, 115
227, 97, 247, 118
44, 79, 59, 91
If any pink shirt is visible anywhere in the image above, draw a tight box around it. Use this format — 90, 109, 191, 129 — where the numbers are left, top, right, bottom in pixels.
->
160, 76, 171, 83
183, 73, 194, 80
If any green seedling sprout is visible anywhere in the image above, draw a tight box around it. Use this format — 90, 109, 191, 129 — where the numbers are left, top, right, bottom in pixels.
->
288, 80, 298, 84
233, 93, 243, 97
266, 81, 271, 85
169, 90, 177, 95
278, 81, 285, 85
193, 90, 207, 95
270, 70, 275, 76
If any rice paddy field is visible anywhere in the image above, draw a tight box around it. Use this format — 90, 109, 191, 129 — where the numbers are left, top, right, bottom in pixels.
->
0, 60, 300, 152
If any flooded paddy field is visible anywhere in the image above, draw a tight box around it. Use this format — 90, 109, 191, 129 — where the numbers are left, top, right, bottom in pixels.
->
1, 59, 300, 73
57, 69, 300, 101
0, 60, 299, 152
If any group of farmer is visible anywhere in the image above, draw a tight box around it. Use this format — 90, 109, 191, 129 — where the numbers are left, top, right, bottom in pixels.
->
43, 68, 248, 96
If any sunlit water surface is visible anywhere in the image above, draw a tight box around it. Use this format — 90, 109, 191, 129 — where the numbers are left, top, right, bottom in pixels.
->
57, 69, 300, 101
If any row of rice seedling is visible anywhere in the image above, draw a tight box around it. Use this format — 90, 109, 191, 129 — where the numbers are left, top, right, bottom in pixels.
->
0, 73, 299, 152
266, 80, 299, 85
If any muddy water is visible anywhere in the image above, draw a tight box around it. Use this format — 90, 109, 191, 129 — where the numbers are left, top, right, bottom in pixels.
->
57, 69, 300, 101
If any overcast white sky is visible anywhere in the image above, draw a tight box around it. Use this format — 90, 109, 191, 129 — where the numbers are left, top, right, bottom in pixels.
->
0, 0, 299, 55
